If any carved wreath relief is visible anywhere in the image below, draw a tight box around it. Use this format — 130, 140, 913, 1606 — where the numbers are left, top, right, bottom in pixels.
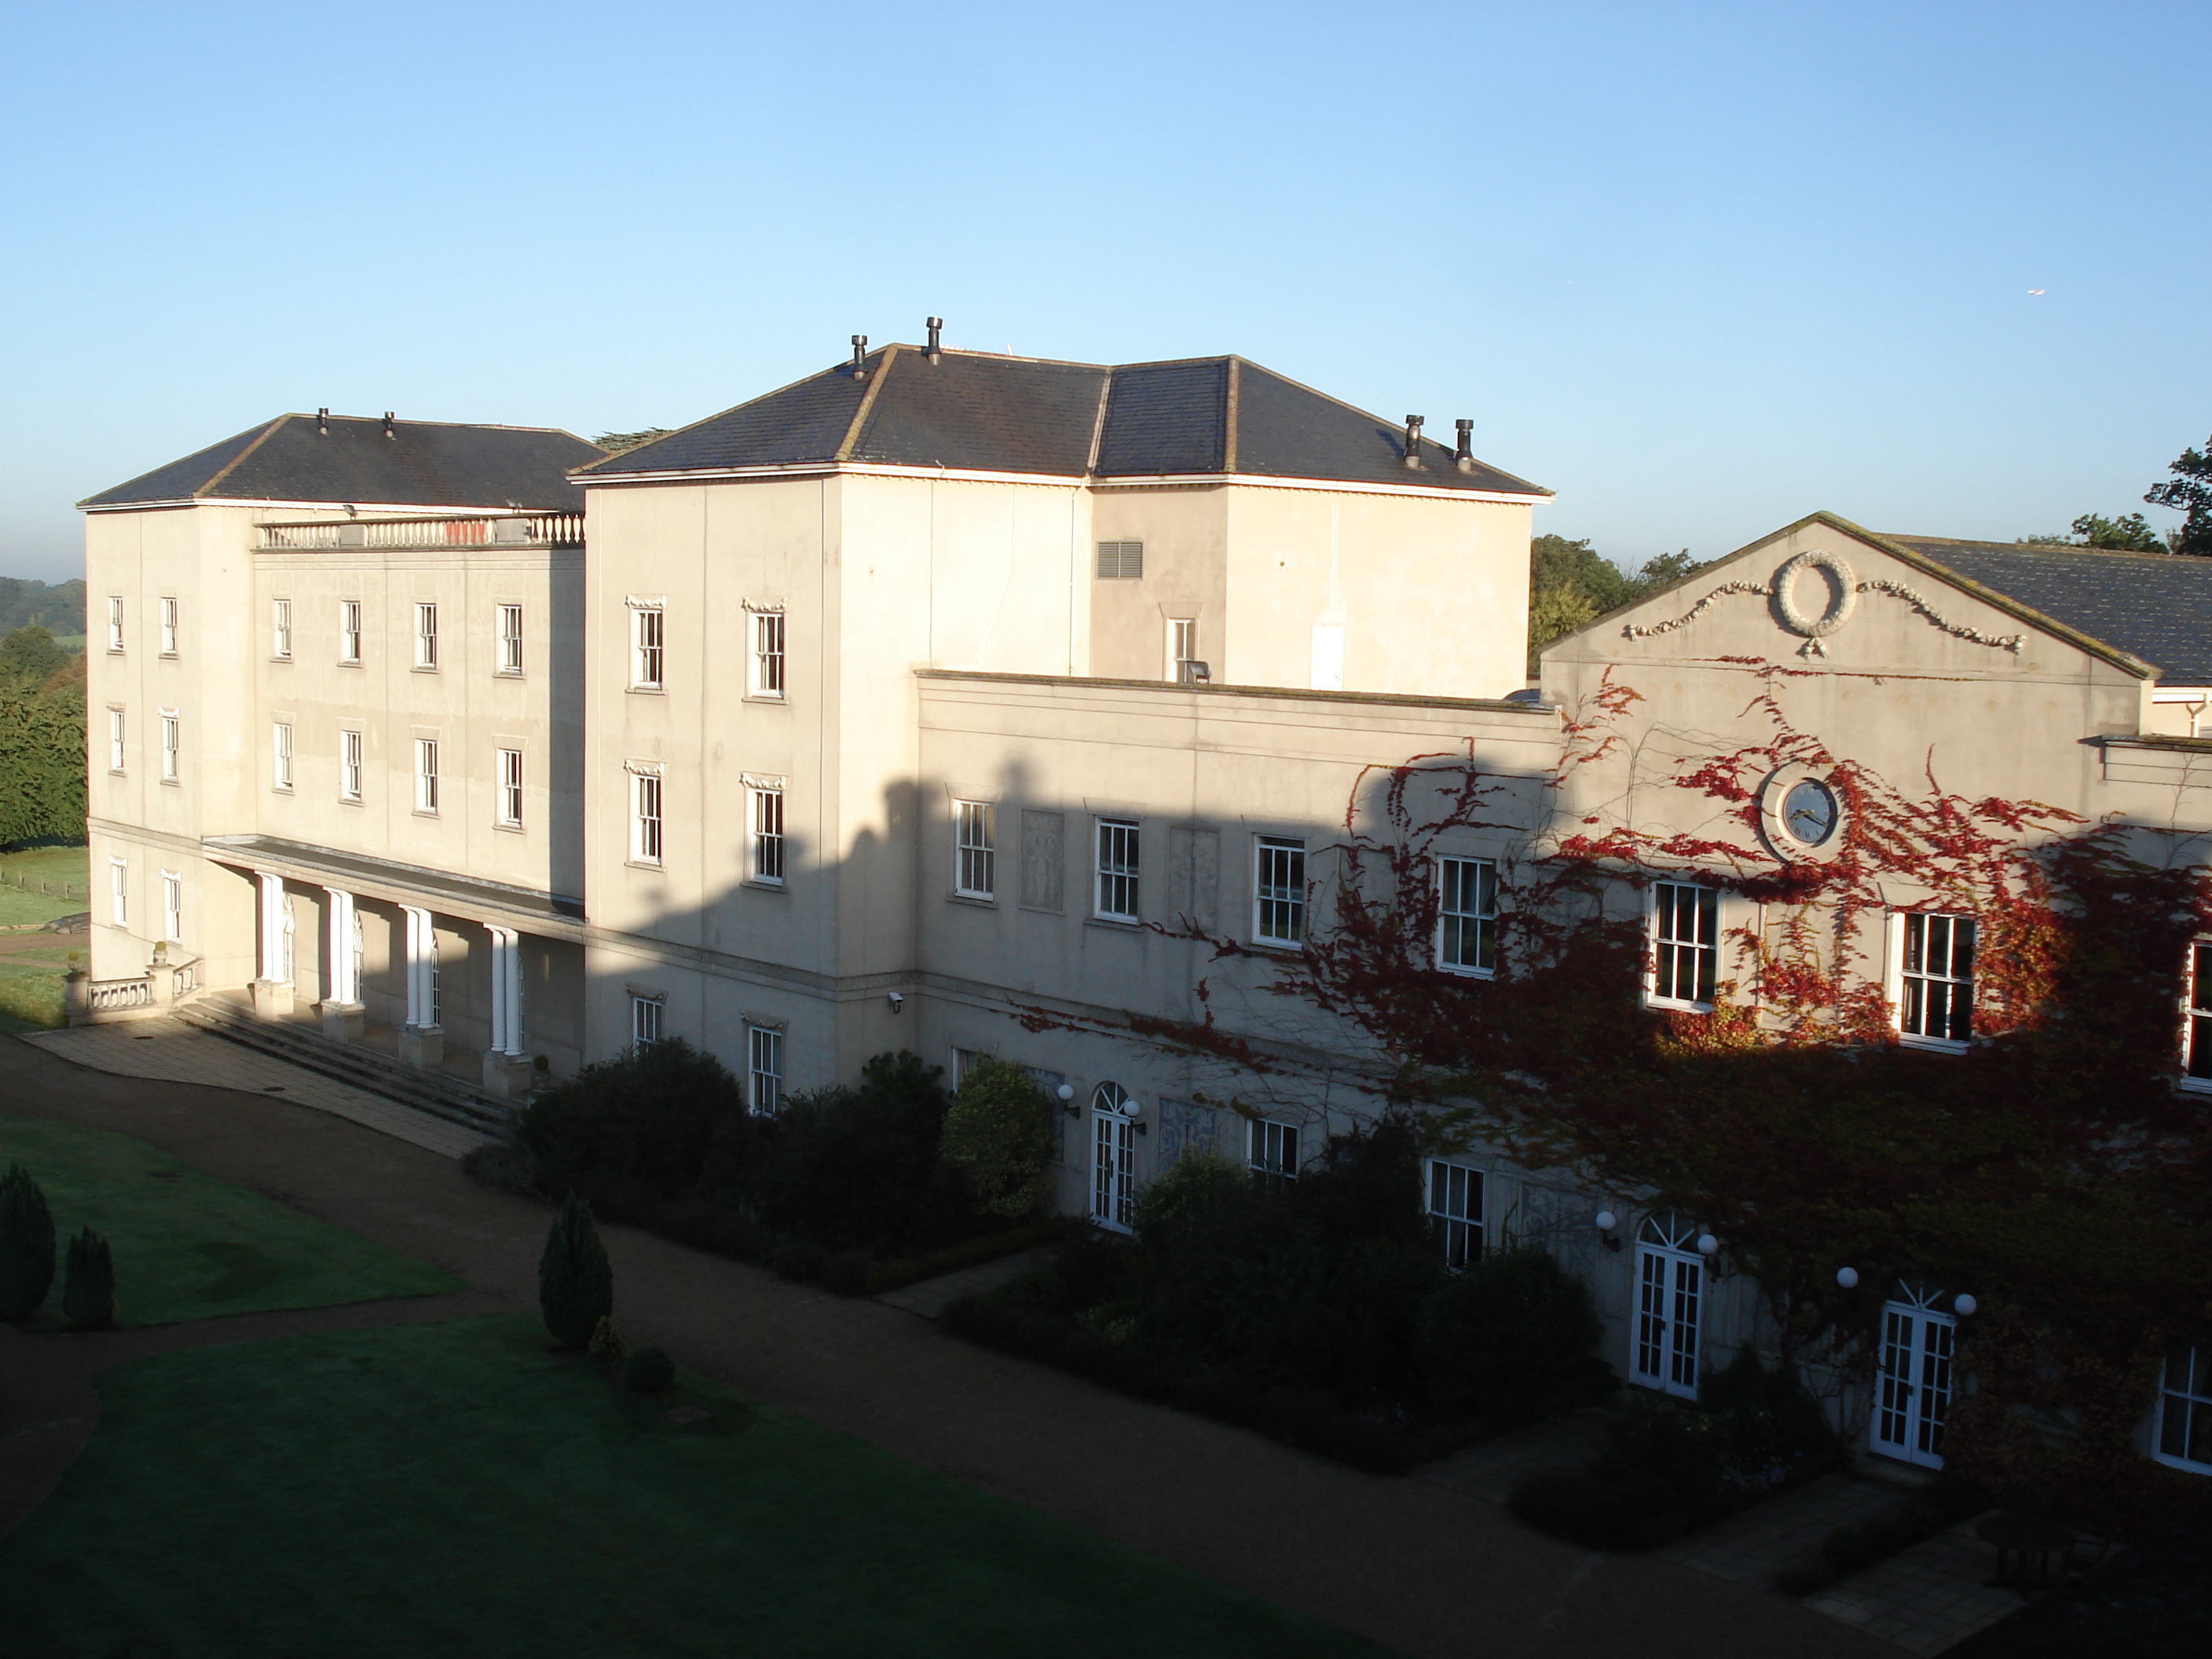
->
1622, 546, 2027, 657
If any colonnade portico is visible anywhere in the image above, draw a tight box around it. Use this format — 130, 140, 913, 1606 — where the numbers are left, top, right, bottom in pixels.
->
240, 871, 539, 1099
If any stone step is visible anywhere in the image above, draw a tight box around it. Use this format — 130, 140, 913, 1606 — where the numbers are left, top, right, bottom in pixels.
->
173, 997, 518, 1137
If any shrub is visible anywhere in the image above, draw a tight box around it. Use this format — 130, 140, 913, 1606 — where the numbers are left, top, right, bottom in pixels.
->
0, 1162, 56, 1321
587, 1316, 628, 1371
1287, 1111, 1428, 1250
1591, 1350, 1844, 1524
538, 1194, 613, 1349
61, 1226, 114, 1330
460, 1138, 541, 1197
1416, 1247, 1610, 1422
750, 1053, 972, 1251
624, 1346, 675, 1393
939, 1059, 1054, 1220
519, 1038, 754, 1201
1508, 1467, 1689, 1551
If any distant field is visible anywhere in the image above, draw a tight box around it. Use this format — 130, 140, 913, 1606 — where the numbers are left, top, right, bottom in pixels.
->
0, 842, 90, 928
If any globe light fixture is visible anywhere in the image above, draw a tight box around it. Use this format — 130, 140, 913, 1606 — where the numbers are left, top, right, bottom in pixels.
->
1836, 1266, 1859, 1289
1697, 1233, 1719, 1256
1594, 1210, 1617, 1232
1954, 1294, 1978, 1317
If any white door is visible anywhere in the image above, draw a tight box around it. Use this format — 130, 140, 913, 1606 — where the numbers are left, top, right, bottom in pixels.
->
1873, 1291, 1957, 1468
1090, 1082, 1135, 1232
1633, 1212, 1704, 1400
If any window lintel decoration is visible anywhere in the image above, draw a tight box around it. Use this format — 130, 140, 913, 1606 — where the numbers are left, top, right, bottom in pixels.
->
624, 594, 667, 610
741, 771, 787, 791
624, 759, 665, 778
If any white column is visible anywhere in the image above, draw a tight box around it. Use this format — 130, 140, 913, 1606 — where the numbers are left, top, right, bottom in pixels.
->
485, 926, 525, 1058
324, 888, 357, 1003
486, 928, 509, 1056
400, 906, 432, 1028
256, 872, 288, 983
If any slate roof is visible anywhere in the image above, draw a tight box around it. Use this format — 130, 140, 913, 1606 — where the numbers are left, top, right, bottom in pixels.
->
1884, 534, 2212, 684
80, 415, 602, 511
575, 347, 1550, 498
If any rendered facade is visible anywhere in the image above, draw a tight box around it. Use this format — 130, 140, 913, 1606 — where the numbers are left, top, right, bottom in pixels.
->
76, 340, 2212, 1479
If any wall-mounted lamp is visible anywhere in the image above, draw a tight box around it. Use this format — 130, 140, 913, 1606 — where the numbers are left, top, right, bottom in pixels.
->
1594, 1210, 1621, 1252
1835, 1266, 1860, 1289
885, 991, 903, 1013
1954, 1294, 1978, 1317
1697, 1233, 1719, 1257
1057, 1083, 1078, 1119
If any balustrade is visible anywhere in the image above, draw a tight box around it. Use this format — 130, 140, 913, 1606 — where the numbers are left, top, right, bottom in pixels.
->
256, 512, 584, 551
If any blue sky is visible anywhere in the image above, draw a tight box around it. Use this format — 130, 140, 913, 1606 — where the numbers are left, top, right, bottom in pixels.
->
3, 1, 2206, 583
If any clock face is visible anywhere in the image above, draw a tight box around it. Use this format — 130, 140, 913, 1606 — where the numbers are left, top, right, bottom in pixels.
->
1782, 778, 1839, 847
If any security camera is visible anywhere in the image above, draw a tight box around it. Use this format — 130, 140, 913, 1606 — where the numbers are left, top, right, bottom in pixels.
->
886, 991, 904, 1012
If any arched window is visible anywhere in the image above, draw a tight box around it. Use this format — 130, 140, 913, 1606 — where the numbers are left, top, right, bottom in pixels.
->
1090, 1083, 1136, 1233
1634, 1210, 1704, 1400
1873, 1282, 1957, 1469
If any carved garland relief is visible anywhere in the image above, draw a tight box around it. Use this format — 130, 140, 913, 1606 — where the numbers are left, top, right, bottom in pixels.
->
1622, 548, 2027, 657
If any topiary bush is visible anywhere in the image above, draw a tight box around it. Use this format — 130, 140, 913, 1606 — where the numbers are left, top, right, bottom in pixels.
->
1416, 1247, 1612, 1423
624, 1345, 675, 1393
538, 1193, 613, 1349
938, 1058, 1053, 1220
587, 1315, 627, 1372
61, 1226, 114, 1330
749, 1053, 972, 1251
0, 1162, 57, 1321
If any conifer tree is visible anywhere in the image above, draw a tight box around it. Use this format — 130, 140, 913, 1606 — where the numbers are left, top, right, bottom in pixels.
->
538, 1193, 612, 1348
0, 1163, 57, 1321
62, 1227, 114, 1330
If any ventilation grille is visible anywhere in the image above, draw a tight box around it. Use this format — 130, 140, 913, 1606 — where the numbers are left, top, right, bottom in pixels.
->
1095, 540, 1144, 580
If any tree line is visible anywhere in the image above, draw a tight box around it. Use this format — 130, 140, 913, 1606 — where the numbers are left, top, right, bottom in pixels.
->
0, 624, 86, 849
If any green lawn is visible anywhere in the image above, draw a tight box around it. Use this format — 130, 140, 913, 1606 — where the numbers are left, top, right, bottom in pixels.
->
0, 942, 74, 1031
0, 1314, 1390, 1659
0, 1115, 463, 1325
0, 840, 90, 928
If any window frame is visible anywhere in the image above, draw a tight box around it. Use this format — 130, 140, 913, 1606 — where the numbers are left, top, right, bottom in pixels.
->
272, 721, 293, 792
105, 708, 125, 775
2155, 1344, 2212, 1474
339, 600, 362, 665
496, 603, 524, 675
108, 857, 127, 928
413, 602, 438, 670
1252, 835, 1306, 948
1426, 1158, 1485, 1269
748, 782, 786, 885
1093, 816, 1140, 921
496, 747, 524, 828
747, 1024, 785, 1115
630, 994, 664, 1048
159, 596, 178, 657
632, 605, 665, 691
1090, 1082, 1137, 1233
106, 595, 124, 654
339, 728, 364, 803
749, 608, 786, 700
1891, 909, 1976, 1051
271, 598, 293, 661
160, 870, 182, 943
1632, 1211, 1705, 1401
2181, 942, 2212, 1092
159, 712, 180, 784
1437, 855, 1500, 977
1646, 880, 1719, 1011
1248, 1118, 1301, 1195
631, 771, 664, 866
1168, 616, 1199, 681
413, 738, 439, 815
954, 800, 996, 899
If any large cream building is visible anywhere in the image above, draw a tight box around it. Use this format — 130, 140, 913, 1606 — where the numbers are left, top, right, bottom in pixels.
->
77, 338, 2211, 1479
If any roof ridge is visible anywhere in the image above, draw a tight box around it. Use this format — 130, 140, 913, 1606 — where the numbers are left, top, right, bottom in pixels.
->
1231, 357, 1538, 485
1889, 533, 2194, 566
1085, 367, 1111, 476
835, 346, 898, 463
1221, 357, 1240, 474
195, 415, 288, 500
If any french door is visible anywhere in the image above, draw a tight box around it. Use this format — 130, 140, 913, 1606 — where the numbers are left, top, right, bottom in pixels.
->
1633, 1212, 1703, 1399
1090, 1083, 1135, 1232
1873, 1291, 1956, 1468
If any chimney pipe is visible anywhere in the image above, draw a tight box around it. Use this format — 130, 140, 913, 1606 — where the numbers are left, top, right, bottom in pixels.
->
317, 408, 329, 436
850, 335, 869, 380
926, 317, 943, 364
1403, 415, 1424, 469
383, 412, 396, 438
1454, 418, 1474, 472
